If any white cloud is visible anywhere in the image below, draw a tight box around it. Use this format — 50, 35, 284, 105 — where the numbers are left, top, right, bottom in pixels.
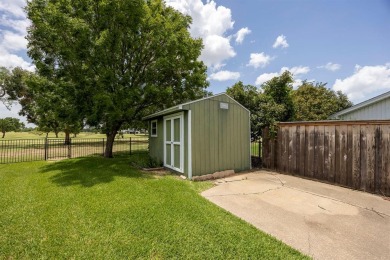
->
0, 49, 34, 71
247, 52, 273, 69
0, 15, 30, 35
255, 66, 310, 86
0, 1, 33, 71
200, 35, 236, 69
166, 0, 237, 69
1, 31, 28, 51
281, 66, 310, 76
272, 34, 289, 49
0, 0, 26, 18
333, 64, 390, 102
318, 62, 341, 71
209, 70, 240, 81
255, 72, 279, 85
235, 27, 251, 44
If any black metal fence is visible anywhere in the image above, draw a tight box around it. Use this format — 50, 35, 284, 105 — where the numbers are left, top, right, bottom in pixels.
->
0, 137, 148, 164
251, 140, 262, 168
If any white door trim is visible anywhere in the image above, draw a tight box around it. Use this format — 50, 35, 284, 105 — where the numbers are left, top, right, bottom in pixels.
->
163, 112, 184, 173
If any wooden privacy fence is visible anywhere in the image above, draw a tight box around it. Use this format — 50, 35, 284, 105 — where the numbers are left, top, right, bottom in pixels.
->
262, 121, 390, 196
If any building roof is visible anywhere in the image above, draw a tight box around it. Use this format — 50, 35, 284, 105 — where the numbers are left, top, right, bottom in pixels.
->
143, 93, 249, 120
330, 90, 390, 119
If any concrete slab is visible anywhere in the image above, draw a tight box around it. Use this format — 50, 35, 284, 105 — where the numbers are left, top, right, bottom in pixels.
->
202, 171, 390, 260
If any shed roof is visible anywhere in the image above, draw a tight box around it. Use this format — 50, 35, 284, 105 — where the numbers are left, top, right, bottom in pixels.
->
143, 93, 249, 120
330, 90, 390, 118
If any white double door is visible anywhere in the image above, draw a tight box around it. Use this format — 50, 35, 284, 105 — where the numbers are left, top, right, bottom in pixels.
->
164, 113, 184, 172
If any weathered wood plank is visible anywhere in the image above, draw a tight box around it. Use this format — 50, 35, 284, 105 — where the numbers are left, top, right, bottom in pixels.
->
328, 125, 336, 183
366, 125, 376, 193
339, 125, 348, 185
285, 127, 290, 173
352, 125, 361, 189
270, 136, 276, 169
313, 126, 319, 179
307, 125, 315, 178
295, 126, 301, 174
317, 125, 325, 180
381, 125, 390, 196
303, 125, 309, 177
289, 126, 297, 174
334, 125, 341, 184
299, 125, 306, 176
360, 126, 367, 191
374, 125, 382, 194
346, 125, 353, 186
323, 126, 330, 181
277, 127, 283, 171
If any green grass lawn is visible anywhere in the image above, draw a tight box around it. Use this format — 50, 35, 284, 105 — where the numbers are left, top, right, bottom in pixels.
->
251, 141, 263, 158
0, 154, 307, 259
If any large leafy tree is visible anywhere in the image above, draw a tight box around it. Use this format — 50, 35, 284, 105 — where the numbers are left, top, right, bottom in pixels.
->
26, 0, 208, 157
292, 81, 353, 121
226, 82, 259, 140
226, 81, 285, 140
261, 71, 295, 122
0, 117, 25, 138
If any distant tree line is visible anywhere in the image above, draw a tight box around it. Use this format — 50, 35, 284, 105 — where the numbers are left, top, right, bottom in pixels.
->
0, 117, 25, 138
226, 71, 353, 140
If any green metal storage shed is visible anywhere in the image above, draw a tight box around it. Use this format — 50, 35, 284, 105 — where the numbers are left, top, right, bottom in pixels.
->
143, 93, 251, 179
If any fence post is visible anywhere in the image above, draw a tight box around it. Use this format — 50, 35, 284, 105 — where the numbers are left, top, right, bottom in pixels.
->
68, 138, 72, 158
258, 140, 261, 159
259, 140, 262, 167
129, 137, 132, 155
102, 138, 105, 156
44, 137, 48, 160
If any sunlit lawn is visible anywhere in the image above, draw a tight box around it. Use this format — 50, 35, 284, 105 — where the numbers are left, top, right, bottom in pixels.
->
0, 154, 307, 259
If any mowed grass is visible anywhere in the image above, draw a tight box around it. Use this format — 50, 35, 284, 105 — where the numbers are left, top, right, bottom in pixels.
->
0, 155, 307, 259
2, 131, 147, 140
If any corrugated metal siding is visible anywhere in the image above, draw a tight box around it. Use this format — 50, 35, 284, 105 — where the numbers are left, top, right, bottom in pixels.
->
338, 98, 390, 120
186, 95, 250, 176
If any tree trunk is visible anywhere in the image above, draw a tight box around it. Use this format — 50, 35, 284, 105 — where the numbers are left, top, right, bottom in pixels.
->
64, 130, 71, 145
55, 131, 59, 138
104, 128, 120, 158
2, 131, 5, 138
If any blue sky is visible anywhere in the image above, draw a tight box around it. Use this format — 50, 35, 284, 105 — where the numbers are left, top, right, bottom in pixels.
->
1, 0, 390, 125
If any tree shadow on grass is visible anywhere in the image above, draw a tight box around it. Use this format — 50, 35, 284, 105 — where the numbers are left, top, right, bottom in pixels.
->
41, 154, 152, 187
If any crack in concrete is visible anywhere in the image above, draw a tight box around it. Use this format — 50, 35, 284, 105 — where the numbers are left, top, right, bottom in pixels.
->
283, 185, 390, 218
318, 205, 331, 212
204, 186, 283, 198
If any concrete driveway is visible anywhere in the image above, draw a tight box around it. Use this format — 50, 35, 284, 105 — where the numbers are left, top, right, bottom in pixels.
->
201, 171, 390, 260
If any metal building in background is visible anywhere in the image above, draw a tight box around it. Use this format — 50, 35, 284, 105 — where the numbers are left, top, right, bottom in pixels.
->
330, 90, 390, 120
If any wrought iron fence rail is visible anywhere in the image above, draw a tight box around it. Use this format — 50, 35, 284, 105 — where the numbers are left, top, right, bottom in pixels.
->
0, 137, 148, 164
